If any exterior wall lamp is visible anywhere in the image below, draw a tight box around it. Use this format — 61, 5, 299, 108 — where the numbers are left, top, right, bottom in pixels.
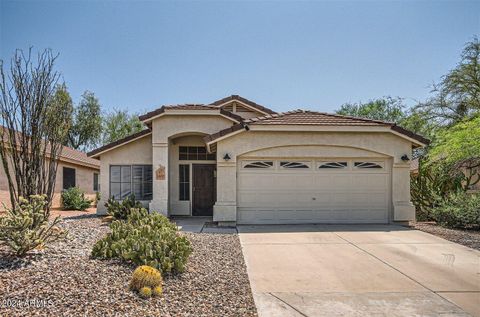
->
401, 154, 410, 162
223, 153, 231, 161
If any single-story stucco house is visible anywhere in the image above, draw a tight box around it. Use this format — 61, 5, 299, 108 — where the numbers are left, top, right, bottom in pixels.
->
88, 95, 428, 226
0, 141, 100, 210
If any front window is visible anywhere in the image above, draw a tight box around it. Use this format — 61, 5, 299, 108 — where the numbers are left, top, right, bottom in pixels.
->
63, 167, 76, 190
179, 164, 190, 201
179, 146, 215, 160
93, 173, 99, 191
110, 165, 152, 200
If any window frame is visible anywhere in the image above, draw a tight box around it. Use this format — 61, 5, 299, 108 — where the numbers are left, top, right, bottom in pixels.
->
109, 165, 152, 200
179, 146, 215, 161
179, 164, 190, 201
93, 172, 99, 191
242, 161, 275, 169
63, 167, 76, 190
280, 161, 311, 169
354, 161, 384, 169
132, 165, 153, 201
318, 161, 348, 169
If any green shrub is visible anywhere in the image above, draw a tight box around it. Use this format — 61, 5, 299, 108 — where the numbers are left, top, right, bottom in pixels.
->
431, 192, 480, 229
0, 195, 67, 256
95, 191, 101, 205
105, 194, 143, 220
411, 159, 464, 221
91, 208, 192, 273
61, 187, 92, 211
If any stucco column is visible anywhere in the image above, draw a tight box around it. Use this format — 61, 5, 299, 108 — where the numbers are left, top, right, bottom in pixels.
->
213, 161, 237, 226
149, 142, 169, 215
392, 161, 415, 222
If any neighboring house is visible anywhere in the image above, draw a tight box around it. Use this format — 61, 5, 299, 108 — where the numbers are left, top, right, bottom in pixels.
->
410, 158, 480, 192
88, 95, 428, 225
0, 143, 100, 210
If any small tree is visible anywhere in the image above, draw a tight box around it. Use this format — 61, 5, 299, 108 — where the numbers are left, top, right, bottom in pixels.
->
336, 97, 407, 123
416, 37, 480, 125
0, 48, 72, 212
101, 109, 144, 145
66, 90, 102, 151
428, 116, 480, 189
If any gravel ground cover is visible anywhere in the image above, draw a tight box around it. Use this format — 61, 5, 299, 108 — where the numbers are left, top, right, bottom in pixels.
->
411, 222, 480, 251
0, 215, 257, 317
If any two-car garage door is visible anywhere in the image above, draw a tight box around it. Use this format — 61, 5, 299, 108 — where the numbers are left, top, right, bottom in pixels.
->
237, 158, 390, 224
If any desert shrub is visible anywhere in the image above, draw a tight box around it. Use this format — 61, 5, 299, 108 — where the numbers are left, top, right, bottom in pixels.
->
105, 194, 143, 220
411, 159, 464, 221
61, 187, 92, 211
95, 191, 101, 205
0, 195, 66, 256
130, 265, 163, 297
91, 208, 192, 273
431, 192, 480, 229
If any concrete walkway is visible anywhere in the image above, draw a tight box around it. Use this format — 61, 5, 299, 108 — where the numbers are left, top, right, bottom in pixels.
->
171, 217, 237, 233
238, 225, 480, 317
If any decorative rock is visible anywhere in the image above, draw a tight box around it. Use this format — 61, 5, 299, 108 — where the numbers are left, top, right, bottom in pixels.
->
0, 216, 257, 316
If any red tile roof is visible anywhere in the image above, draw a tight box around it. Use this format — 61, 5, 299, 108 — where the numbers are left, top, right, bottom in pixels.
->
205, 110, 430, 145
211, 95, 277, 115
139, 104, 244, 123
244, 110, 392, 126
92, 96, 430, 157
1, 126, 99, 168
60, 146, 100, 168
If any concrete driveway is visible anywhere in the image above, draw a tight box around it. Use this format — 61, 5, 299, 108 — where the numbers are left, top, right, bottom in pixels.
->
238, 225, 480, 317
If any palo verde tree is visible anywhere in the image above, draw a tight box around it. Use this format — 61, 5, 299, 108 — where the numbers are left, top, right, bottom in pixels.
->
101, 109, 144, 145
0, 48, 72, 211
416, 37, 480, 125
335, 96, 407, 123
66, 90, 102, 151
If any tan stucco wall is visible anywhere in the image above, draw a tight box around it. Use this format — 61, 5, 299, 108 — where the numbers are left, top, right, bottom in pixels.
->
93, 112, 417, 224
214, 130, 414, 224
96, 134, 153, 214
0, 160, 99, 211
149, 115, 234, 214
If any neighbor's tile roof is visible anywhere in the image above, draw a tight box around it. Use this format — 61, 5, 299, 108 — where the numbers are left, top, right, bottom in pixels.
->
211, 95, 277, 114
60, 146, 100, 168
1, 126, 100, 168
139, 104, 244, 123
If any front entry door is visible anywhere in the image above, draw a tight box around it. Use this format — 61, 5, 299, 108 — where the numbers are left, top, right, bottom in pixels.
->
192, 164, 216, 216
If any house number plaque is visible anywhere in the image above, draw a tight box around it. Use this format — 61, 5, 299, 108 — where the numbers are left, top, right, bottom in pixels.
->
156, 165, 165, 180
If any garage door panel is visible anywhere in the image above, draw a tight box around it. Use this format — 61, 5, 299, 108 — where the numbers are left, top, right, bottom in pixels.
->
351, 175, 388, 191
237, 158, 390, 224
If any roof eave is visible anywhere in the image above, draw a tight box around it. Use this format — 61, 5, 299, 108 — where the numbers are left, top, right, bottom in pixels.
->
87, 130, 152, 158
204, 123, 430, 149
140, 108, 242, 124
211, 95, 277, 115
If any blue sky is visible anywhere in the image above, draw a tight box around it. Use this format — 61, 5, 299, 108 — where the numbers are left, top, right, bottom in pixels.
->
1, 1, 479, 114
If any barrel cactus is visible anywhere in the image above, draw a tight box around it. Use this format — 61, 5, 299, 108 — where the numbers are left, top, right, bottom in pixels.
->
138, 286, 152, 299
152, 286, 163, 297
130, 265, 163, 291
